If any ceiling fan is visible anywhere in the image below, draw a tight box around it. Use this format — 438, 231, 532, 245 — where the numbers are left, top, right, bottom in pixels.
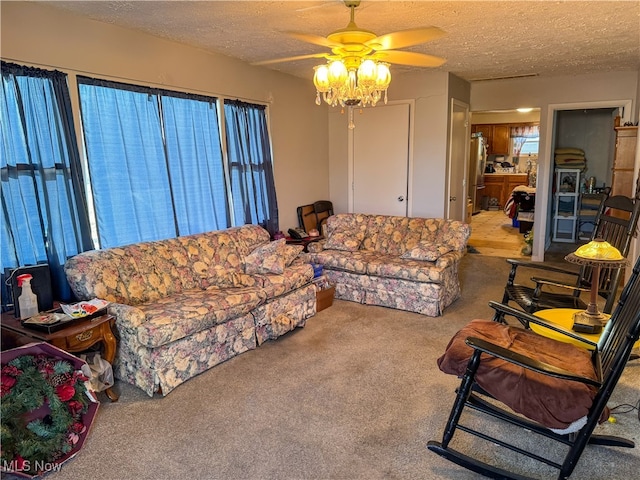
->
252, 0, 447, 69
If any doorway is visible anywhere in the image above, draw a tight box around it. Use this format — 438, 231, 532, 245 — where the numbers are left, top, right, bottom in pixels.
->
536, 100, 633, 261
467, 108, 540, 256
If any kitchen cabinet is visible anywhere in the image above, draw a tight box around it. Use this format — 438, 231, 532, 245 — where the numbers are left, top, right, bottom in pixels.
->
482, 174, 529, 208
492, 125, 510, 155
471, 124, 511, 155
483, 175, 504, 207
472, 122, 539, 156
611, 126, 637, 198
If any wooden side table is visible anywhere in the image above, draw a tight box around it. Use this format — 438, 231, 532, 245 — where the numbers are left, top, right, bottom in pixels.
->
533, 308, 640, 352
1, 312, 119, 402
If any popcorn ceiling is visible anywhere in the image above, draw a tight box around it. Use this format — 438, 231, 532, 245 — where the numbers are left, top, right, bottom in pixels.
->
49, 1, 640, 82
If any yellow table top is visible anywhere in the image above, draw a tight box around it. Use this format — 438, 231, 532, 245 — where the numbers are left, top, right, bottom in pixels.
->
532, 308, 607, 350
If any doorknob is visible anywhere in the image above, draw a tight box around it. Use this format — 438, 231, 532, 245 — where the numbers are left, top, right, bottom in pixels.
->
450, 196, 457, 202
397, 196, 405, 202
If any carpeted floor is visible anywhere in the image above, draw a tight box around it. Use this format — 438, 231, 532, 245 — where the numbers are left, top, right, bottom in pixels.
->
5, 254, 639, 480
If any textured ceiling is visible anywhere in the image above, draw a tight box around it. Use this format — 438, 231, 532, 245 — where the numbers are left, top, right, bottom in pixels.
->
47, 0, 640, 82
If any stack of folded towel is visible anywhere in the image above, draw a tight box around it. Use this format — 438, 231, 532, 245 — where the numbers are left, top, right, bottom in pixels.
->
554, 147, 586, 170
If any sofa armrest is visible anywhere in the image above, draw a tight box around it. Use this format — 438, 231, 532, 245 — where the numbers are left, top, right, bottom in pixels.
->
435, 250, 465, 268
107, 303, 146, 334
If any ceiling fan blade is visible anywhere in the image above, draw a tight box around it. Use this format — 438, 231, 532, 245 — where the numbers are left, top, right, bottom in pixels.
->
375, 50, 446, 68
367, 27, 446, 51
252, 53, 329, 66
284, 31, 341, 49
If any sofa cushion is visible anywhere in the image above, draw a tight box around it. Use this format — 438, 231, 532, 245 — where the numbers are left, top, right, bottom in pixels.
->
324, 213, 369, 251
420, 219, 471, 252
400, 243, 454, 261
244, 239, 302, 275
128, 240, 189, 300
361, 215, 409, 254
309, 250, 379, 275
180, 230, 245, 286
250, 264, 314, 298
366, 254, 447, 283
135, 286, 266, 348
231, 224, 272, 258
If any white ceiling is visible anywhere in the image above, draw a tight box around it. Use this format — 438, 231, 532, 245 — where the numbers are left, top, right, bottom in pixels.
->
46, 0, 640, 82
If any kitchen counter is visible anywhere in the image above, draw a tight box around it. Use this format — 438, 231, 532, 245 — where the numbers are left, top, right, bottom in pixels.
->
484, 172, 527, 175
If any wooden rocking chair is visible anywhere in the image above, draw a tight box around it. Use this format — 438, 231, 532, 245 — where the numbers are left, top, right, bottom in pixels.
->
497, 194, 640, 321
427, 254, 640, 479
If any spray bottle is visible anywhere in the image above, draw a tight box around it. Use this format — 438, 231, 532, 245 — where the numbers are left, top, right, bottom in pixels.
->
16, 273, 39, 320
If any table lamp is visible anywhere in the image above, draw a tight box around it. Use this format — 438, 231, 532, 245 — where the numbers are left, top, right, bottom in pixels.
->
564, 239, 627, 334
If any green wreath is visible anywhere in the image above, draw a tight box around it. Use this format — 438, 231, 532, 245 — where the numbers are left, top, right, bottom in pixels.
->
1, 353, 91, 476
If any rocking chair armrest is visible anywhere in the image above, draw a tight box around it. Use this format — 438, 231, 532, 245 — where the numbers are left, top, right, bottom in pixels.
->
465, 336, 602, 388
530, 277, 590, 294
488, 301, 599, 349
506, 258, 580, 277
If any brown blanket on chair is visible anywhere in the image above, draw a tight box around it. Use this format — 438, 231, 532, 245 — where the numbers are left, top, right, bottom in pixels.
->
437, 319, 600, 431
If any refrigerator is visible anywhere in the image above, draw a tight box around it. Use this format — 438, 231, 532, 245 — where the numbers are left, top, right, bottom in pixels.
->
468, 134, 487, 214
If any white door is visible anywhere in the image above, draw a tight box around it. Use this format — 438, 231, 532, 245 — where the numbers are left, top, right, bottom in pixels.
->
447, 99, 469, 221
352, 103, 410, 215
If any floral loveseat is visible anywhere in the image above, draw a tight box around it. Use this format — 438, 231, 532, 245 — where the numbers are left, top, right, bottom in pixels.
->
307, 214, 470, 316
64, 225, 316, 396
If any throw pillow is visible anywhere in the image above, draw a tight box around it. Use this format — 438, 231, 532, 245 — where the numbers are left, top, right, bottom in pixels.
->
245, 239, 301, 275
400, 242, 453, 261
282, 244, 304, 267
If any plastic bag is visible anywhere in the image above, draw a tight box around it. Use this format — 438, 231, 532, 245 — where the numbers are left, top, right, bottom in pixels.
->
79, 352, 114, 392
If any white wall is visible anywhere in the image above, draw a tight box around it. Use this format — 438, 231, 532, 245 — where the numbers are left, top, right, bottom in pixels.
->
0, 1, 329, 233
328, 70, 468, 218
470, 71, 640, 262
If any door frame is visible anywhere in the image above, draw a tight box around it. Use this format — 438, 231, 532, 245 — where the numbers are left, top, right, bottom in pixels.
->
534, 99, 633, 262
347, 100, 415, 216
448, 98, 470, 220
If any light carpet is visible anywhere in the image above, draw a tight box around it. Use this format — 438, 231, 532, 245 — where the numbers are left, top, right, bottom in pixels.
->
6, 254, 639, 480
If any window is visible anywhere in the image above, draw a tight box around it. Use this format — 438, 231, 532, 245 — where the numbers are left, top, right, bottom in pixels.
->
516, 137, 539, 156
77, 78, 275, 248
2, 64, 279, 307
511, 125, 539, 158
223, 100, 279, 234
1, 62, 92, 302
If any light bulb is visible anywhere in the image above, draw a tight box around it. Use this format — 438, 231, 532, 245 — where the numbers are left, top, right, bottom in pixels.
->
313, 64, 330, 92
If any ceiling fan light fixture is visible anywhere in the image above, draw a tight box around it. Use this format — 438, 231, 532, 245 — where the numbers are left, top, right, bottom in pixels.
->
313, 56, 391, 122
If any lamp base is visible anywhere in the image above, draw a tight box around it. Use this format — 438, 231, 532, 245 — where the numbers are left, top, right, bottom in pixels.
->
572, 310, 606, 334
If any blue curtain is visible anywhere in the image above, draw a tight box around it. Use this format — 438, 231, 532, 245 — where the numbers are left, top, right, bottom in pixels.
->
224, 100, 279, 235
78, 78, 234, 247
1, 62, 92, 303
78, 79, 177, 247
161, 95, 230, 234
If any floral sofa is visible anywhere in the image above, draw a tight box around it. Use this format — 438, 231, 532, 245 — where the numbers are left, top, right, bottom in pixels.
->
307, 214, 471, 316
64, 225, 316, 396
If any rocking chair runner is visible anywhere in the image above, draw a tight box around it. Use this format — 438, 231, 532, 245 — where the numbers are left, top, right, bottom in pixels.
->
497, 194, 640, 320
427, 254, 640, 480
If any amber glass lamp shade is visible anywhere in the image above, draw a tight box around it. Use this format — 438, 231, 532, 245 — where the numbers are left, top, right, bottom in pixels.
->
564, 239, 627, 333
